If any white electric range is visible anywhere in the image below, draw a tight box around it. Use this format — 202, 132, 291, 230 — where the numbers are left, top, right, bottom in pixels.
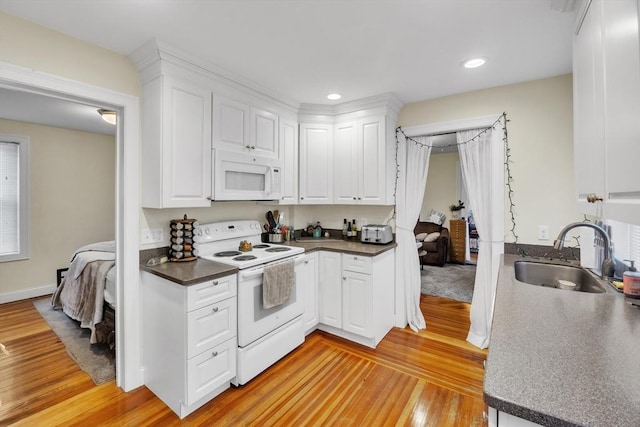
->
194, 220, 306, 385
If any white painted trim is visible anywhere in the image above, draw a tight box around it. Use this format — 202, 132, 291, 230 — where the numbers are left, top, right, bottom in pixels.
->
0, 61, 142, 391
401, 114, 502, 138
0, 284, 56, 304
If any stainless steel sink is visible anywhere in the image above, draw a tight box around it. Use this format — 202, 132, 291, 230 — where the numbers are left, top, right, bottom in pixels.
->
514, 261, 606, 293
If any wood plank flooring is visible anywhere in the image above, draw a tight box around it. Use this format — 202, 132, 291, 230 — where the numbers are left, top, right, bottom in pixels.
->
0, 295, 487, 426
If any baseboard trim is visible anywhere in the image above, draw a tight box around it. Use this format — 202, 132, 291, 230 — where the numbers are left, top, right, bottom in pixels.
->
0, 284, 55, 304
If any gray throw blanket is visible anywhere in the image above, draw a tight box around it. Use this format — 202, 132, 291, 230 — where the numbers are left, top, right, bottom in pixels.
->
52, 259, 115, 343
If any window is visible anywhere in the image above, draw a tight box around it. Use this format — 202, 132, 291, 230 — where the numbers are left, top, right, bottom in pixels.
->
608, 219, 640, 270
0, 134, 29, 262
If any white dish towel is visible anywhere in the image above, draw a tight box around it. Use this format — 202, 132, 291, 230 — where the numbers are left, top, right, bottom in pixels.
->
262, 259, 295, 309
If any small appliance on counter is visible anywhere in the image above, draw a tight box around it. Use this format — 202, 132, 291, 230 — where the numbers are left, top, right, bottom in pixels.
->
361, 224, 393, 245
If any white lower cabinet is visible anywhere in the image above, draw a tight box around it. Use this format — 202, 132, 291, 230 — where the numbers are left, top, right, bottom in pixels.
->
317, 249, 395, 348
141, 271, 238, 419
300, 252, 319, 334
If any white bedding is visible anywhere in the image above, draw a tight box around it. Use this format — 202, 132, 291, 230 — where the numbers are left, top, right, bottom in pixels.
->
52, 240, 117, 343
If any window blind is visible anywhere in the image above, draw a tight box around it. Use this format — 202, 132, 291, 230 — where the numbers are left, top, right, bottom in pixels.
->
629, 223, 640, 267
0, 141, 20, 256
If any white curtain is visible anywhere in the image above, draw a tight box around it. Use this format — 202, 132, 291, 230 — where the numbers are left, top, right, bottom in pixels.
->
457, 127, 504, 349
395, 133, 432, 331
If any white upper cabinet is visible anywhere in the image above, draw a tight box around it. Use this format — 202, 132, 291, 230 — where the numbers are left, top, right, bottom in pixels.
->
252, 108, 279, 158
573, 0, 640, 224
141, 70, 212, 208
279, 119, 299, 204
299, 123, 333, 204
213, 96, 279, 159
212, 96, 250, 153
333, 116, 387, 205
333, 121, 359, 203
358, 116, 386, 204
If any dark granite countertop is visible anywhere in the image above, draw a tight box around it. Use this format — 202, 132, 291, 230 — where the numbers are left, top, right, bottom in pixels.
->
140, 258, 238, 286
485, 254, 640, 427
285, 238, 397, 256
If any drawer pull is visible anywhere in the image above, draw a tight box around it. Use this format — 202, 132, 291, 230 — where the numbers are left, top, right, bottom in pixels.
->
343, 276, 347, 280
212, 280, 219, 286
212, 351, 218, 357
212, 307, 219, 312
353, 256, 358, 260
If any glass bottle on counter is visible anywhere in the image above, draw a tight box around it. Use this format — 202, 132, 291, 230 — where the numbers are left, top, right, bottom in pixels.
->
342, 218, 348, 240
351, 219, 357, 240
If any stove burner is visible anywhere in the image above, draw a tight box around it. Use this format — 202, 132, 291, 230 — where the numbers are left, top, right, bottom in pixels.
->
233, 255, 257, 261
253, 244, 270, 249
265, 247, 291, 253
215, 251, 242, 257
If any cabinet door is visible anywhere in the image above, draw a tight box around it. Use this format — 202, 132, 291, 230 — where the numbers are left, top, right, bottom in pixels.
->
299, 124, 333, 204
301, 252, 319, 332
342, 270, 373, 338
161, 77, 213, 208
212, 96, 251, 152
359, 116, 387, 204
187, 338, 236, 405
251, 108, 279, 159
333, 121, 358, 204
573, 0, 605, 216
187, 297, 237, 359
279, 119, 299, 204
318, 251, 342, 327
601, 0, 640, 224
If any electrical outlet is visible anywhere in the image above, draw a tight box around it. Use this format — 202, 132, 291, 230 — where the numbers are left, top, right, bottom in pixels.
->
538, 225, 550, 240
141, 228, 164, 244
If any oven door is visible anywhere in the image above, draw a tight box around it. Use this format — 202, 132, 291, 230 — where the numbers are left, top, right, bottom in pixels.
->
237, 254, 305, 347
212, 150, 282, 201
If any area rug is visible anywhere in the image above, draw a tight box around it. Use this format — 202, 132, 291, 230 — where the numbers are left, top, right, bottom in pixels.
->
420, 263, 476, 303
33, 298, 115, 384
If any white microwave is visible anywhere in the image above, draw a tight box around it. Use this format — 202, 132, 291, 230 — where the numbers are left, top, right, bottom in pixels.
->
212, 150, 282, 201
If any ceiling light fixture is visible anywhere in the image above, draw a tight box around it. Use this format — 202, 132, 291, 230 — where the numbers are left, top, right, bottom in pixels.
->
462, 57, 487, 69
326, 93, 342, 101
98, 108, 117, 125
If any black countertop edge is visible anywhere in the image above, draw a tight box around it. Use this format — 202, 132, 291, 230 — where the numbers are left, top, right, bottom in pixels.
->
484, 392, 578, 427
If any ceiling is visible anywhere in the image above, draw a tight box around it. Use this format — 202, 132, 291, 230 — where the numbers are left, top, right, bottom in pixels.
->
0, 0, 578, 133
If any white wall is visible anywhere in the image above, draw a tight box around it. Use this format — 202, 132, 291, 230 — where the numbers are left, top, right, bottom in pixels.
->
421, 152, 459, 230
398, 74, 579, 245
0, 119, 116, 297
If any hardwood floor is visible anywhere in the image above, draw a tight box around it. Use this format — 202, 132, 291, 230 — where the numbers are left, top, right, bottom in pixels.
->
0, 295, 487, 426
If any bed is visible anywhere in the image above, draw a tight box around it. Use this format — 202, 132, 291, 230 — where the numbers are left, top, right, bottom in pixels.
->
52, 241, 116, 348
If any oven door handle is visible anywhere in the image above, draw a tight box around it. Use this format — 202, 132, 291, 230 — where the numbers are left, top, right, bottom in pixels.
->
239, 254, 306, 280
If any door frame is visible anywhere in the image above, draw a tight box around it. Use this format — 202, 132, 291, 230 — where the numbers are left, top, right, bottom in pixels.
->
396, 114, 504, 326
0, 61, 143, 391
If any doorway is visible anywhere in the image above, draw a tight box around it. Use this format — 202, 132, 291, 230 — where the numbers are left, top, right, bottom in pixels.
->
0, 62, 142, 391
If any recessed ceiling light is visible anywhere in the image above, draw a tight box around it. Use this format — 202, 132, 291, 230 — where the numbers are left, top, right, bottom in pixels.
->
326, 93, 342, 101
462, 58, 487, 69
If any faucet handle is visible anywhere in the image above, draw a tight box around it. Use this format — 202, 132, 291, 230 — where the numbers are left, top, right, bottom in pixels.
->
623, 259, 637, 271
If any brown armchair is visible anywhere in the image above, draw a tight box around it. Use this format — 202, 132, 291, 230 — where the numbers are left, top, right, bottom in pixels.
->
414, 221, 449, 267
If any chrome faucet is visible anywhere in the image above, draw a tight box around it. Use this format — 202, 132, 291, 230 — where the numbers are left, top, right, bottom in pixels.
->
553, 222, 614, 278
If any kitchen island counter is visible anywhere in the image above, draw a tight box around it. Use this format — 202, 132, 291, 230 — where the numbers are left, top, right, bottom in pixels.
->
485, 254, 640, 427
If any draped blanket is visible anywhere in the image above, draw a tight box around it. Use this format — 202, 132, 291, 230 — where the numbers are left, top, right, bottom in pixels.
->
52, 243, 116, 344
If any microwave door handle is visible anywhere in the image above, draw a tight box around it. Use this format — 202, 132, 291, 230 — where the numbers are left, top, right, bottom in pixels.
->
268, 166, 274, 197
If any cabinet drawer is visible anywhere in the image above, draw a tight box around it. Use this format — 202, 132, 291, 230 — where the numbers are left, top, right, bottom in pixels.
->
341, 254, 372, 275
187, 274, 237, 312
187, 338, 237, 405
187, 297, 237, 358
